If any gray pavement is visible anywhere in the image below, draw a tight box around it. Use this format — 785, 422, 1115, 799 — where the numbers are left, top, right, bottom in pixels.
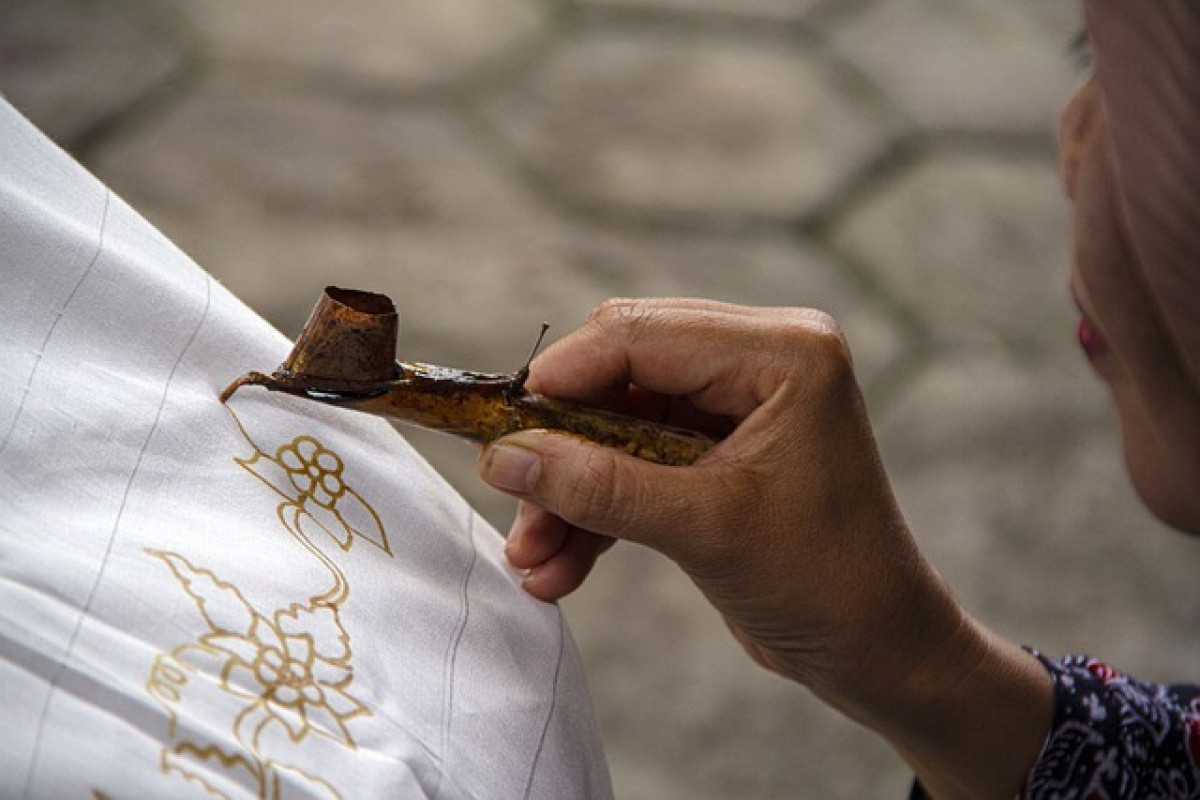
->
5, 1, 1200, 797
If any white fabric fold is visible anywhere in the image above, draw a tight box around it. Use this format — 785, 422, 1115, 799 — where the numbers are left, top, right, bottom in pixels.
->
0, 98, 611, 800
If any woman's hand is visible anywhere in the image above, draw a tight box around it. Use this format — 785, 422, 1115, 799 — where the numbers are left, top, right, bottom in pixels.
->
477, 298, 1052, 799
480, 298, 941, 691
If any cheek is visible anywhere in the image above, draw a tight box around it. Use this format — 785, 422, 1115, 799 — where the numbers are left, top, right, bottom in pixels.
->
1066, 101, 1200, 533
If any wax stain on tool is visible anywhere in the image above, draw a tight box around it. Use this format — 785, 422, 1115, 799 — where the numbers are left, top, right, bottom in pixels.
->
222, 287, 717, 466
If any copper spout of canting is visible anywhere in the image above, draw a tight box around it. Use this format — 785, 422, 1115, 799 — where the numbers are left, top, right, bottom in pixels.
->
221, 287, 400, 402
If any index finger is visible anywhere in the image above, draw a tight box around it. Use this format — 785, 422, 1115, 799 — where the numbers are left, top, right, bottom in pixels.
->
526, 298, 834, 421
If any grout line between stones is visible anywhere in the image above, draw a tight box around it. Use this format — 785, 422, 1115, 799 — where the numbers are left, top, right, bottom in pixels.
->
567, 1, 817, 38
65, 0, 1054, 425
70, 57, 204, 163
65, 0, 206, 162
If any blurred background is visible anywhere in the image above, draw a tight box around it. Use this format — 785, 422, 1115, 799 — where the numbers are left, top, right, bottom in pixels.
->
5, 0, 1200, 796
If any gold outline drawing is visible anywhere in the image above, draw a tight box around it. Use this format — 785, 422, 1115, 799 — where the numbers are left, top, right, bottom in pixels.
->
142, 407, 391, 799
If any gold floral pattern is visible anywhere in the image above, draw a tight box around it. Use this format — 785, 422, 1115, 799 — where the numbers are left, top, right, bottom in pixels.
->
235, 417, 391, 570
277, 436, 347, 510
205, 593, 362, 748
144, 409, 389, 800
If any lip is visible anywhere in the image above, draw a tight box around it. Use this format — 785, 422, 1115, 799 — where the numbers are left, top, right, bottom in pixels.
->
1070, 284, 1109, 363
1076, 313, 1108, 361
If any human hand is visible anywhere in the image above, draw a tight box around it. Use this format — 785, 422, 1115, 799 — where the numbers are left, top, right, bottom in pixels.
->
478, 299, 955, 697
477, 299, 1053, 798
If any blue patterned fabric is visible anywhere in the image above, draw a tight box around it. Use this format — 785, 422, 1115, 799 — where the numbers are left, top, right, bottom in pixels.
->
910, 654, 1200, 799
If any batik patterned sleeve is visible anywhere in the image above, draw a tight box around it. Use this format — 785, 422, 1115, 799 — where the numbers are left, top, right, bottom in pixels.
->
1020, 654, 1200, 798
908, 654, 1200, 800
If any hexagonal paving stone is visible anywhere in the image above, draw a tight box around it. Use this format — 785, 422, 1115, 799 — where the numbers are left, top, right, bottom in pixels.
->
876, 350, 1110, 472
561, 227, 904, 387
578, 0, 824, 22
485, 30, 897, 222
177, 0, 551, 91
91, 71, 548, 241
876, 349, 1200, 685
0, 0, 189, 146
831, 149, 1071, 356
562, 544, 913, 800
887, 427, 1200, 676
826, 0, 1082, 133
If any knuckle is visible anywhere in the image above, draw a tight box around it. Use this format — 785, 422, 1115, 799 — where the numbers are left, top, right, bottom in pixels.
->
777, 308, 855, 384
588, 298, 656, 337
589, 297, 634, 321
803, 308, 845, 342
554, 445, 624, 532
776, 307, 844, 344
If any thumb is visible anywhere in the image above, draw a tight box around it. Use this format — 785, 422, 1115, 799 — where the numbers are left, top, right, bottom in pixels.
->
478, 430, 731, 556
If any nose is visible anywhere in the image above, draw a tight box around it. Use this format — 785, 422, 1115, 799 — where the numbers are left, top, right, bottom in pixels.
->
1057, 80, 1100, 202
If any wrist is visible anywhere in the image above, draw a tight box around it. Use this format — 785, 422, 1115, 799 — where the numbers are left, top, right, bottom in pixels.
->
824, 575, 1052, 799
892, 628, 1051, 799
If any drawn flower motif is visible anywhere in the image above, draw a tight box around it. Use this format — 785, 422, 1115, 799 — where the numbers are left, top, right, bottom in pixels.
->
211, 605, 365, 750
232, 423, 392, 556
277, 436, 347, 509
148, 551, 366, 758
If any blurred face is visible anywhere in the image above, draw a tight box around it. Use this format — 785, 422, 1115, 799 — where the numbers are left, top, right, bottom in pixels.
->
1057, 80, 1200, 533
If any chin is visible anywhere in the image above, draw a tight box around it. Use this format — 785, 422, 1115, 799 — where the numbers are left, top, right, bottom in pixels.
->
1139, 487, 1200, 536
1122, 434, 1200, 536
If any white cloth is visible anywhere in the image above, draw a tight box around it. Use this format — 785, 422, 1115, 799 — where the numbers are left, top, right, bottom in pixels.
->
0, 98, 611, 800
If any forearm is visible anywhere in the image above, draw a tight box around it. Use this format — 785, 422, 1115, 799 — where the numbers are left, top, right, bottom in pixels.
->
817, 575, 1053, 800
886, 626, 1052, 799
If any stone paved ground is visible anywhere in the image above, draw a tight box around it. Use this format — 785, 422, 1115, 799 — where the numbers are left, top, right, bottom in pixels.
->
6, 1, 1200, 797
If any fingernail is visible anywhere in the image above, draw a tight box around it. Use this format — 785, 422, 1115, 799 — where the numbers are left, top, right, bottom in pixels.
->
505, 523, 526, 557
483, 442, 542, 495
